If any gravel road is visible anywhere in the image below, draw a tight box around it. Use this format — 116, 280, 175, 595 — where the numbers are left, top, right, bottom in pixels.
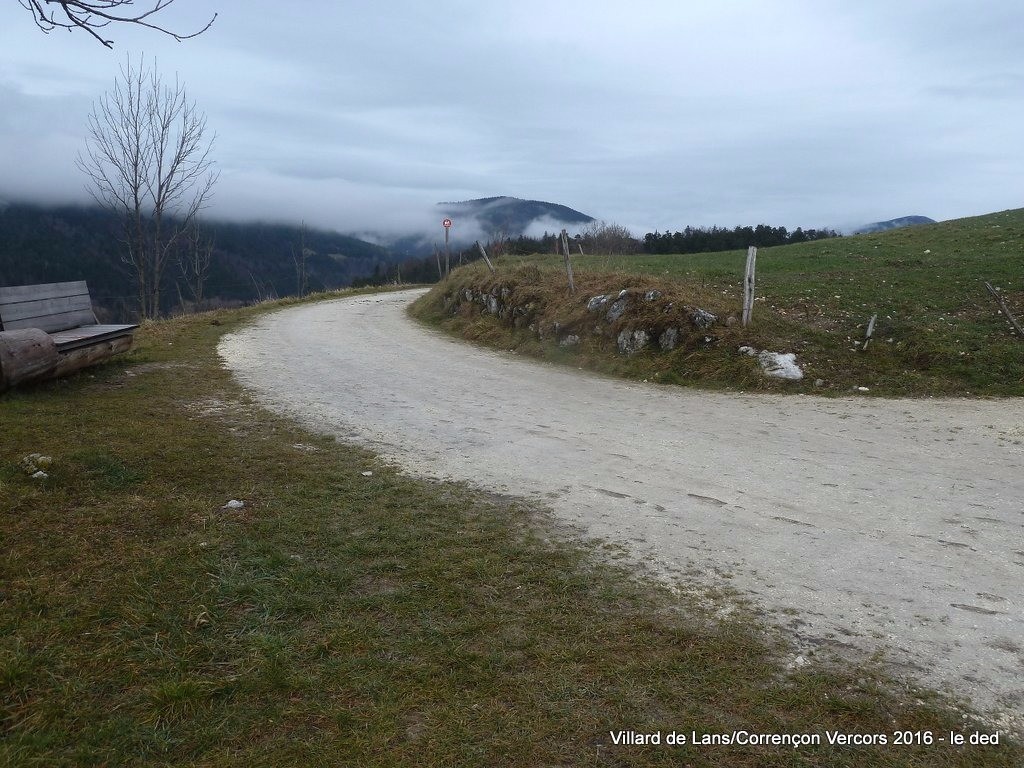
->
219, 288, 1024, 725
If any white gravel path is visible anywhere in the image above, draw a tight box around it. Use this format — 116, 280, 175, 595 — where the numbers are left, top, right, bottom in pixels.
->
219, 288, 1024, 726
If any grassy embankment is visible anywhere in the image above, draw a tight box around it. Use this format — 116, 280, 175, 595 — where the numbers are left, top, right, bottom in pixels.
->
2, 289, 1022, 766
411, 208, 1024, 397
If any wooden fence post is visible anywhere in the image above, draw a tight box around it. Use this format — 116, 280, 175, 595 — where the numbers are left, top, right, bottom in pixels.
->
862, 313, 878, 350
476, 241, 496, 274
742, 246, 757, 326
985, 282, 1023, 338
561, 229, 576, 295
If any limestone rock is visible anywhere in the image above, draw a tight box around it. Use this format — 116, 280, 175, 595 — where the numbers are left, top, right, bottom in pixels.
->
757, 351, 803, 380
617, 329, 649, 354
586, 294, 609, 312
606, 296, 629, 322
20, 454, 52, 475
658, 327, 679, 351
689, 309, 717, 330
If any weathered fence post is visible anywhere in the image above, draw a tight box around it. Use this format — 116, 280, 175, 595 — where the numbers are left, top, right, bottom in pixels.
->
862, 313, 878, 350
561, 229, 576, 295
476, 241, 496, 274
742, 246, 757, 326
985, 281, 1023, 338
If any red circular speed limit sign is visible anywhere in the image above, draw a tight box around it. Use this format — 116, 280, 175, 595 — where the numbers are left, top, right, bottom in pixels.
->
442, 218, 452, 228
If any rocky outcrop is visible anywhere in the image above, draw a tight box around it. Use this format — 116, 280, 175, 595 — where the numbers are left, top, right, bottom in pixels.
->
443, 281, 726, 359
438, 277, 805, 384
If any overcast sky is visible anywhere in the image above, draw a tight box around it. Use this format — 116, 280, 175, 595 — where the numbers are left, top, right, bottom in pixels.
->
2, 1, 1023, 236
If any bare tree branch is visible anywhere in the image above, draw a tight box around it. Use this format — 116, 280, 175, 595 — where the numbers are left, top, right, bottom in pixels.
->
18, 0, 216, 48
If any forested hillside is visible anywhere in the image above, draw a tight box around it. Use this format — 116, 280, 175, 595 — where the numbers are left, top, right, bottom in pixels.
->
0, 203, 394, 321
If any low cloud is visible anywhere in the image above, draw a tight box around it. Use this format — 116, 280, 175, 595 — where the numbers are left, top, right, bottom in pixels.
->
522, 216, 589, 240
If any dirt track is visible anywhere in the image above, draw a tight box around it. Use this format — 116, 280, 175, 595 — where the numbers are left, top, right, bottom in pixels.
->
219, 289, 1024, 725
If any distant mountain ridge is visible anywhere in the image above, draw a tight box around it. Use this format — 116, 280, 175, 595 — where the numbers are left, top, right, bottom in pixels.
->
852, 215, 936, 235
438, 196, 594, 234
389, 196, 596, 257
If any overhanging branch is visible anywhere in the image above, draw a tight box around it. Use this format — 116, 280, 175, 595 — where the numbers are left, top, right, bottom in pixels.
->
20, 0, 216, 48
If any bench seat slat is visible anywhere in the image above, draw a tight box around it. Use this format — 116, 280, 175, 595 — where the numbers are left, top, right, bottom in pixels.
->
49, 324, 139, 352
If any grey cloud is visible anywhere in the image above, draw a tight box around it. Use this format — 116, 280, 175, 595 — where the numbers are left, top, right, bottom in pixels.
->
3, 1, 1024, 234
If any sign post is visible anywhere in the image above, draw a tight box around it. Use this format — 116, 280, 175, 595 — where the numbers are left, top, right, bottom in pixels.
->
442, 218, 452, 278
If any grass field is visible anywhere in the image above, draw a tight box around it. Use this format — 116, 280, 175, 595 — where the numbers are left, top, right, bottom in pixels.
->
2, 291, 1022, 766
414, 208, 1024, 397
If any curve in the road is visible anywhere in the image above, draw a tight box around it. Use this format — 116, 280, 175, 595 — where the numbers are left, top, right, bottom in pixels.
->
219, 289, 1024, 725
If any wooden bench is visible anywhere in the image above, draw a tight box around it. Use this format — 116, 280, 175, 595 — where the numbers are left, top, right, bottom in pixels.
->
0, 281, 138, 391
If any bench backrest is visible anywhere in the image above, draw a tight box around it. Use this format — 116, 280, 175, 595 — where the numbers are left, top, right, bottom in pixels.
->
0, 281, 98, 333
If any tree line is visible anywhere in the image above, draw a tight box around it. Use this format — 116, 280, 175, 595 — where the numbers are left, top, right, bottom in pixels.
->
641, 224, 839, 254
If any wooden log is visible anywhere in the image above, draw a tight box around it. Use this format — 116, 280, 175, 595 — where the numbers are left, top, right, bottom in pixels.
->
52, 335, 133, 379
0, 329, 59, 391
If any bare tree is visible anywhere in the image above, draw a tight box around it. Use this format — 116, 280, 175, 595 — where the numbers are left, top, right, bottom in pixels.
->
578, 220, 639, 255
291, 221, 310, 298
78, 56, 218, 319
18, 0, 215, 48
178, 219, 214, 310
486, 225, 510, 260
